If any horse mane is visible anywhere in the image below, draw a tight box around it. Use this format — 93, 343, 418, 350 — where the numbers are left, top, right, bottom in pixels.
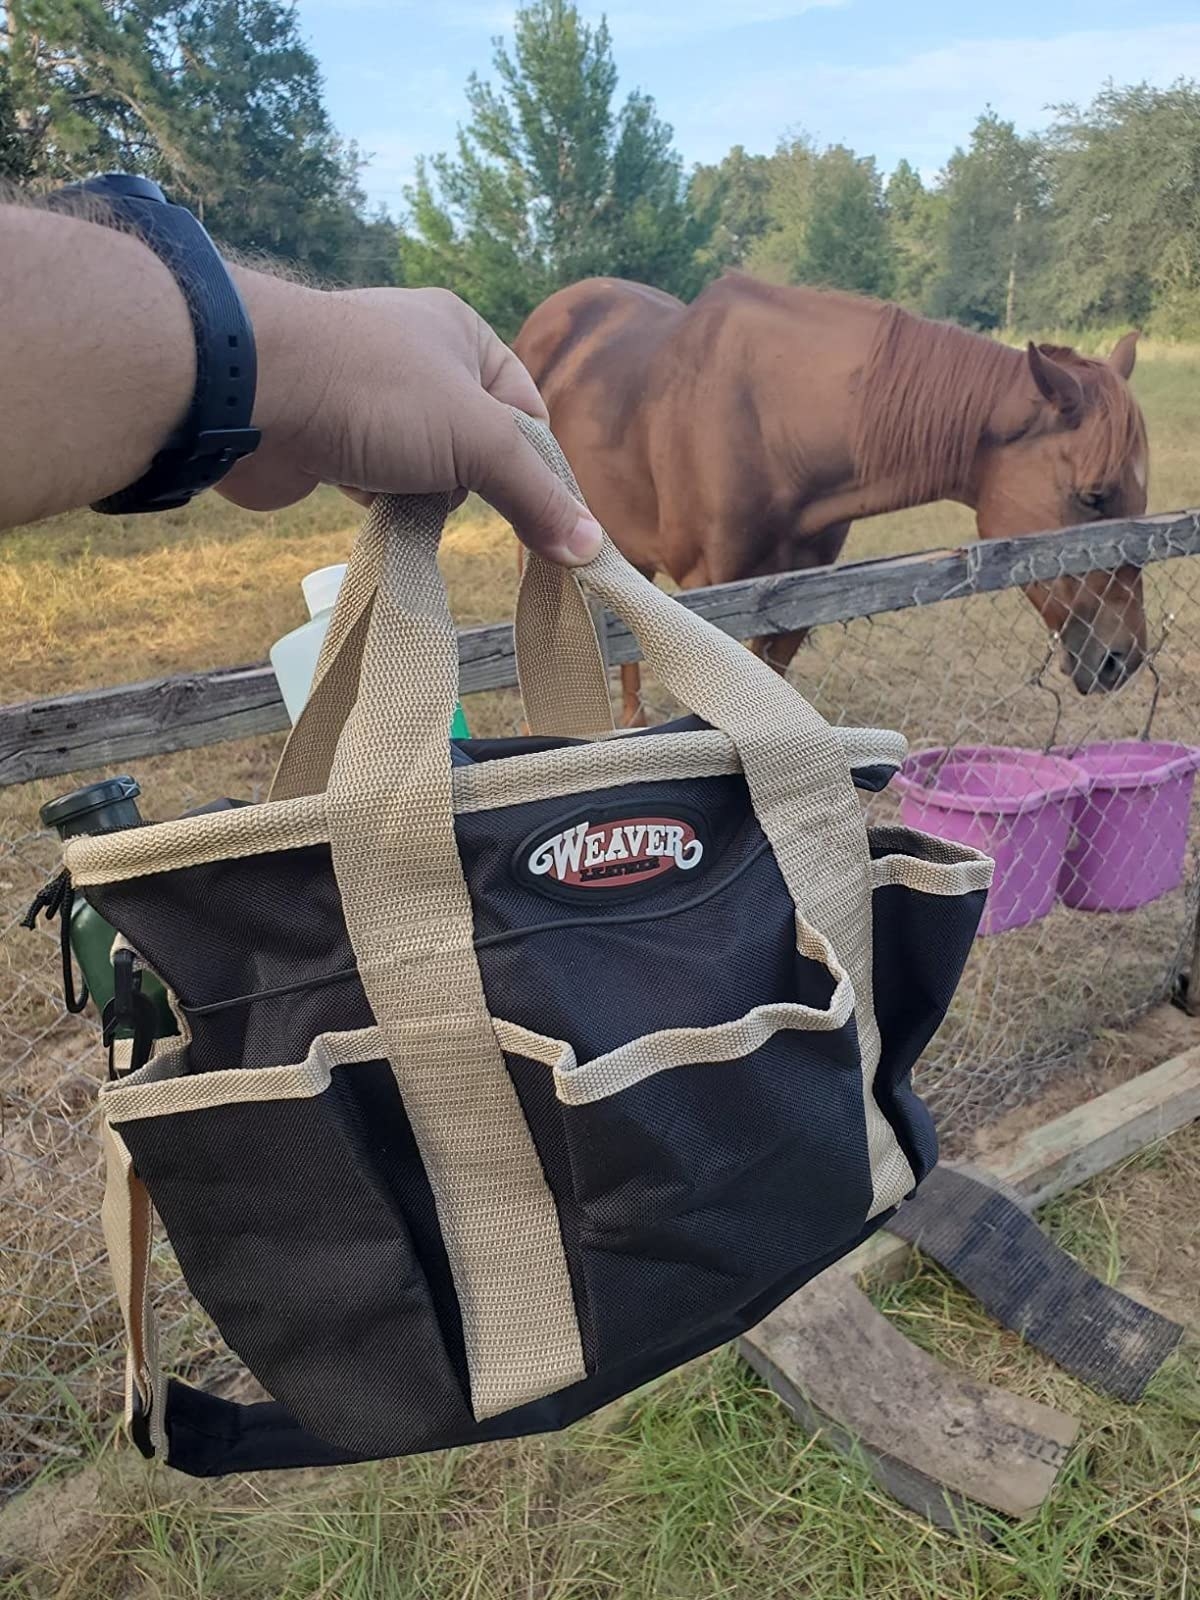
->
854, 305, 1146, 503
853, 307, 1024, 503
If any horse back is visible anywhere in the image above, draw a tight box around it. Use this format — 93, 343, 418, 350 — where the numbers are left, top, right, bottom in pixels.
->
514, 280, 686, 562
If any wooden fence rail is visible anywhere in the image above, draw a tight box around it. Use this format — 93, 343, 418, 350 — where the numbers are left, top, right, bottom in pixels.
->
2, 509, 1198, 788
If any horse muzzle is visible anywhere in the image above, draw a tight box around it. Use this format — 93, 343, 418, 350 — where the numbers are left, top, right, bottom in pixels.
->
1061, 622, 1146, 695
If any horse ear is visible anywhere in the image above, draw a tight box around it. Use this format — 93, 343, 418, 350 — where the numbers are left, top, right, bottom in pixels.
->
1108, 330, 1139, 380
1027, 342, 1084, 425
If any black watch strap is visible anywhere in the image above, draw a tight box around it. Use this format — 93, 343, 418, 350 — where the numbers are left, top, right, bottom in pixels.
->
51, 174, 261, 514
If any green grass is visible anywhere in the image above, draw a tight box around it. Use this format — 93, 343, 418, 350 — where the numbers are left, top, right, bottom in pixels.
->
3, 1130, 1198, 1600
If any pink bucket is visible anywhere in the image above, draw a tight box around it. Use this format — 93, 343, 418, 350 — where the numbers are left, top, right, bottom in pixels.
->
894, 746, 1091, 936
1054, 741, 1200, 912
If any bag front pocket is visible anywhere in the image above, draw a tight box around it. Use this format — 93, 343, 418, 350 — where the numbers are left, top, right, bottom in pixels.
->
495, 921, 877, 1372
102, 1031, 478, 1457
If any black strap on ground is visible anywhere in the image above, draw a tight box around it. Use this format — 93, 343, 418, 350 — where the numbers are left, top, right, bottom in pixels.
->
884, 1165, 1184, 1403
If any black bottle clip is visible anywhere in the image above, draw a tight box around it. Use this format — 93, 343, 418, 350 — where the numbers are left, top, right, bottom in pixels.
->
102, 948, 158, 1080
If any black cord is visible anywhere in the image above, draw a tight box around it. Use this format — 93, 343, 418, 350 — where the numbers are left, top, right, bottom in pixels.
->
23, 870, 89, 1014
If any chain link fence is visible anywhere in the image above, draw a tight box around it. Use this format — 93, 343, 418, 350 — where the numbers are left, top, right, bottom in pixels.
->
2, 531, 1199, 1497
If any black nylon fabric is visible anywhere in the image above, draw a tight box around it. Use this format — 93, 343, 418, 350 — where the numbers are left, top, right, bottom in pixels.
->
159, 1200, 896, 1477
118, 1061, 473, 1454
870, 875, 986, 1183
90, 732, 984, 1473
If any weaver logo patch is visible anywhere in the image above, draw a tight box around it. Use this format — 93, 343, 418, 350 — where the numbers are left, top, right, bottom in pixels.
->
515, 805, 707, 902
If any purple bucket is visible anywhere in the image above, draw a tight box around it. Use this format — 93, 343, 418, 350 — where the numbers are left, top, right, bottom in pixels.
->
1054, 741, 1200, 912
894, 746, 1091, 935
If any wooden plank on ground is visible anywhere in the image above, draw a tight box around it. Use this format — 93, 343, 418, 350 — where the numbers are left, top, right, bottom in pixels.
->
4, 510, 1199, 786
740, 1272, 1078, 1526
737, 1040, 1199, 1523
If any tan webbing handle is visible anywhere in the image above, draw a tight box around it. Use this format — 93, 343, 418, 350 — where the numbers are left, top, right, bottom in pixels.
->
511, 420, 617, 738
269, 439, 613, 802
270, 513, 386, 802
306, 415, 901, 1212
100, 1122, 167, 1457
318, 488, 588, 1419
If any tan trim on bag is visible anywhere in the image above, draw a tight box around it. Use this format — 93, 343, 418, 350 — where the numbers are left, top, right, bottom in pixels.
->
493, 919, 854, 1107
66, 793, 329, 887
100, 1027, 388, 1122
65, 728, 909, 887
869, 836, 995, 897
452, 729, 740, 812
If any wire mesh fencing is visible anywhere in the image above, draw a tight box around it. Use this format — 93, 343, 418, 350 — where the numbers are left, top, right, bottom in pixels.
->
1, 533, 1198, 1497
630, 543, 1200, 1136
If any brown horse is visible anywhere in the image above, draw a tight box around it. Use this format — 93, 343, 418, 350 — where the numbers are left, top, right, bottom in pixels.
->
514, 275, 1149, 721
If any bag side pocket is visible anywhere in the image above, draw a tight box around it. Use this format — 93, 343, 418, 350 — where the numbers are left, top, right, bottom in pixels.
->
103, 1032, 477, 1458
868, 827, 992, 1180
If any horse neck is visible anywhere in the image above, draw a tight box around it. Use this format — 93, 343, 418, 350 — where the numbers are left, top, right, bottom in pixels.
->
849, 307, 1027, 517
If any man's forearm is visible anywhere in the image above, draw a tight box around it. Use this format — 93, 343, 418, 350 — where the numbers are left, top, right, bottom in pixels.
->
0, 205, 196, 528
0, 199, 601, 563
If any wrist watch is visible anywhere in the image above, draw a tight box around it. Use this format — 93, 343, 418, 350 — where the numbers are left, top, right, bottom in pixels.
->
50, 173, 261, 514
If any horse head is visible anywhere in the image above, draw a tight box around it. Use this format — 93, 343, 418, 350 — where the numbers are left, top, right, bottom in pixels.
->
973, 334, 1148, 694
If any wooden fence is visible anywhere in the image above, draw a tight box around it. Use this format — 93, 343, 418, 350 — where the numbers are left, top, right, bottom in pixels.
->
2, 509, 1199, 788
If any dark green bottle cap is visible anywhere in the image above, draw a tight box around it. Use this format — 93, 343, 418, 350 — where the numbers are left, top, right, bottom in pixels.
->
40, 776, 143, 839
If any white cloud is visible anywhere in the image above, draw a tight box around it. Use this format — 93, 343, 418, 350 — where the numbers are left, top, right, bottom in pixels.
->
581, 0, 845, 48
308, 0, 839, 39
674, 22, 1200, 175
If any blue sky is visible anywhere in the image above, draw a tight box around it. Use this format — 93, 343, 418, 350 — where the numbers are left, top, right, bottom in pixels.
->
294, 0, 1200, 216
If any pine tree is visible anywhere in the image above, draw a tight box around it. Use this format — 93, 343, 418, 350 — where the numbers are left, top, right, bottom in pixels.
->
802, 144, 894, 296
744, 135, 815, 282
399, 0, 708, 339
885, 158, 943, 310
1, 0, 386, 280
929, 111, 1046, 330
1046, 82, 1200, 336
689, 143, 774, 276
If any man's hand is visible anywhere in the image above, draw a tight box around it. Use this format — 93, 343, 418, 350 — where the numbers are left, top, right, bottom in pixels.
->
223, 276, 603, 566
0, 202, 603, 564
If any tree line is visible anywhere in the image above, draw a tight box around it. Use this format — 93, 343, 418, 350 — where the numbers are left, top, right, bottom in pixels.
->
5, 1, 1199, 342
1, 0, 396, 280
405, 2, 1200, 341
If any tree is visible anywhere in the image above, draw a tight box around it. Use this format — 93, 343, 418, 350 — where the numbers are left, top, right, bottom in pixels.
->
689, 143, 773, 277
2, 0, 185, 185
1046, 81, 1200, 335
0, 51, 33, 181
400, 0, 708, 338
885, 158, 944, 309
802, 144, 893, 296
1, 0, 388, 281
744, 134, 814, 282
928, 111, 1047, 330
742, 137, 893, 296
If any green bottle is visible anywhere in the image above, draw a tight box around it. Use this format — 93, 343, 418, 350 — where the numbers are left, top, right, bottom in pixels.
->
39, 777, 177, 1040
